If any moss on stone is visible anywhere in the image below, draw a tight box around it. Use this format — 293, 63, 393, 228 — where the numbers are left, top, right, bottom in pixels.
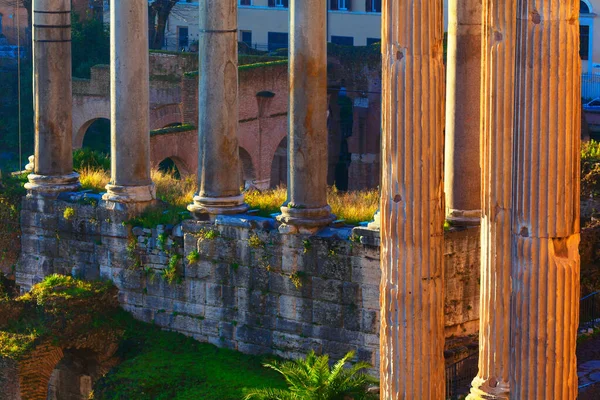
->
150, 124, 196, 137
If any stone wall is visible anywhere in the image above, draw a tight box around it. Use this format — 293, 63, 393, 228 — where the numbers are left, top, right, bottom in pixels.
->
17, 196, 481, 372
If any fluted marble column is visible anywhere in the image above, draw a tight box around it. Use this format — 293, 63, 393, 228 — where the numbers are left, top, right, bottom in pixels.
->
444, 0, 482, 226
277, 0, 334, 231
188, 0, 248, 217
510, 0, 581, 398
467, 0, 515, 398
25, 0, 80, 195
103, 0, 155, 203
379, 0, 445, 398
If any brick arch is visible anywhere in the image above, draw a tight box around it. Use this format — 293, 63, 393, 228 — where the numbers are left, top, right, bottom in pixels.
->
150, 128, 198, 177
150, 104, 183, 130
154, 155, 192, 177
72, 96, 111, 149
2, 332, 120, 400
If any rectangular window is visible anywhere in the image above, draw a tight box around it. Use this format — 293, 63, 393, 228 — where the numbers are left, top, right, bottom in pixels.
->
581, 25, 590, 60
366, 38, 380, 46
332, 35, 354, 46
239, 0, 252, 5
178, 26, 189, 49
268, 32, 289, 51
330, 0, 352, 10
241, 30, 252, 47
366, 0, 382, 12
269, 0, 288, 7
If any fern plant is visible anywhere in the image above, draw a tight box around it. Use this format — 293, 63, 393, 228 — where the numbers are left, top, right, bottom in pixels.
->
243, 350, 378, 400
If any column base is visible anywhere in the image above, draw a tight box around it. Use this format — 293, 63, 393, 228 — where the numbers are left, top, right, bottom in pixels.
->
102, 183, 156, 203
277, 204, 335, 230
187, 194, 249, 218
466, 377, 510, 400
367, 210, 380, 229
24, 172, 81, 197
447, 208, 481, 226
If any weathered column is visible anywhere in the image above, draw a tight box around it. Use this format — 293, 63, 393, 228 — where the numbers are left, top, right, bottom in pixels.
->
379, 0, 445, 398
467, 0, 515, 398
277, 0, 334, 231
510, 0, 581, 398
188, 0, 248, 216
25, 0, 80, 195
103, 0, 155, 203
444, 0, 482, 226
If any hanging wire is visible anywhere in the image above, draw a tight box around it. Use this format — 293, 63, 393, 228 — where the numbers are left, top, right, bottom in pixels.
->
16, 0, 23, 172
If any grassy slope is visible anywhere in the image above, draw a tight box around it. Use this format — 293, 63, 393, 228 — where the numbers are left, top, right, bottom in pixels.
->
93, 317, 286, 400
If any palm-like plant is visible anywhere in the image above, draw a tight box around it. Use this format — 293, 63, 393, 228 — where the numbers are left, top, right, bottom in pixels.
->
243, 350, 378, 400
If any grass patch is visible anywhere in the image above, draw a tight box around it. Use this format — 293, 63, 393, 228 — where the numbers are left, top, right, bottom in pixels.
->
92, 323, 286, 400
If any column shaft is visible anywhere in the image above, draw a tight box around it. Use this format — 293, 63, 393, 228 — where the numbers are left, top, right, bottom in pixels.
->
468, 0, 516, 398
104, 0, 155, 203
188, 0, 248, 216
277, 0, 334, 230
26, 0, 80, 194
379, 0, 445, 398
511, 1, 581, 398
444, 0, 482, 225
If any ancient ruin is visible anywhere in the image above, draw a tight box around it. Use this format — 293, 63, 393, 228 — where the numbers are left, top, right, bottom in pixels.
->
0, 0, 589, 398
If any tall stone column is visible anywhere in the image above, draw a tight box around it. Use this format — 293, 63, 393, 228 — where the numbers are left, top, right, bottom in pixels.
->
25, 0, 80, 195
103, 0, 155, 203
277, 0, 334, 231
379, 1, 445, 398
510, 0, 581, 398
444, 0, 482, 226
188, 0, 248, 217
467, 0, 515, 398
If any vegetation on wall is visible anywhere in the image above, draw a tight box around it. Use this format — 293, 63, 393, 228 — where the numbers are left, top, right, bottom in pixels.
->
0, 172, 28, 273
582, 140, 600, 199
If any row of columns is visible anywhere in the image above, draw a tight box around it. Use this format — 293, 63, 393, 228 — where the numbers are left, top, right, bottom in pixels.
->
27, 0, 582, 398
445, 0, 582, 399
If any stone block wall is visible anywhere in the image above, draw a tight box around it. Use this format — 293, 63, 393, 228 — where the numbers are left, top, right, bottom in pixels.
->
17, 196, 481, 371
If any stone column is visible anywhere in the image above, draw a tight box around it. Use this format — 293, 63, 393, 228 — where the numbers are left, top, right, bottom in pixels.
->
467, 0, 515, 398
379, 0, 445, 398
510, 0, 581, 398
444, 0, 482, 226
277, 0, 334, 231
25, 0, 80, 195
188, 0, 248, 217
103, 0, 155, 203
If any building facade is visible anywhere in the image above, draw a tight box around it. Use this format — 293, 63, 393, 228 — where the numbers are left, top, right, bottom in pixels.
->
163, 0, 449, 52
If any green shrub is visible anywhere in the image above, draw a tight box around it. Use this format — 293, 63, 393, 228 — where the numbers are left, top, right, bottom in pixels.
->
73, 148, 111, 172
582, 140, 600, 162
243, 350, 377, 400
187, 250, 200, 264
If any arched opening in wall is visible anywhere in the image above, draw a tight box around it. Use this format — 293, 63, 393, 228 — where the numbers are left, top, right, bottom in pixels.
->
239, 147, 255, 189
81, 118, 111, 154
270, 137, 287, 189
47, 348, 104, 400
158, 157, 181, 179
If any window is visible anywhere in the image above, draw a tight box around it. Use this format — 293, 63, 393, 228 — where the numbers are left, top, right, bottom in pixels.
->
330, 0, 352, 11
331, 35, 354, 46
581, 1, 591, 14
178, 26, 189, 49
239, 0, 252, 5
0, 13, 3, 36
268, 0, 288, 7
268, 32, 288, 51
241, 30, 252, 47
366, 38, 380, 46
366, 0, 382, 13
581, 25, 590, 60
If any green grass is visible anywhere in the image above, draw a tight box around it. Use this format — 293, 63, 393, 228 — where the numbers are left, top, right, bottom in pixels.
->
92, 322, 286, 400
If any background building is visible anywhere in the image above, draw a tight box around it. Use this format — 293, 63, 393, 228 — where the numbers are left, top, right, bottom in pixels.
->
162, 0, 450, 52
